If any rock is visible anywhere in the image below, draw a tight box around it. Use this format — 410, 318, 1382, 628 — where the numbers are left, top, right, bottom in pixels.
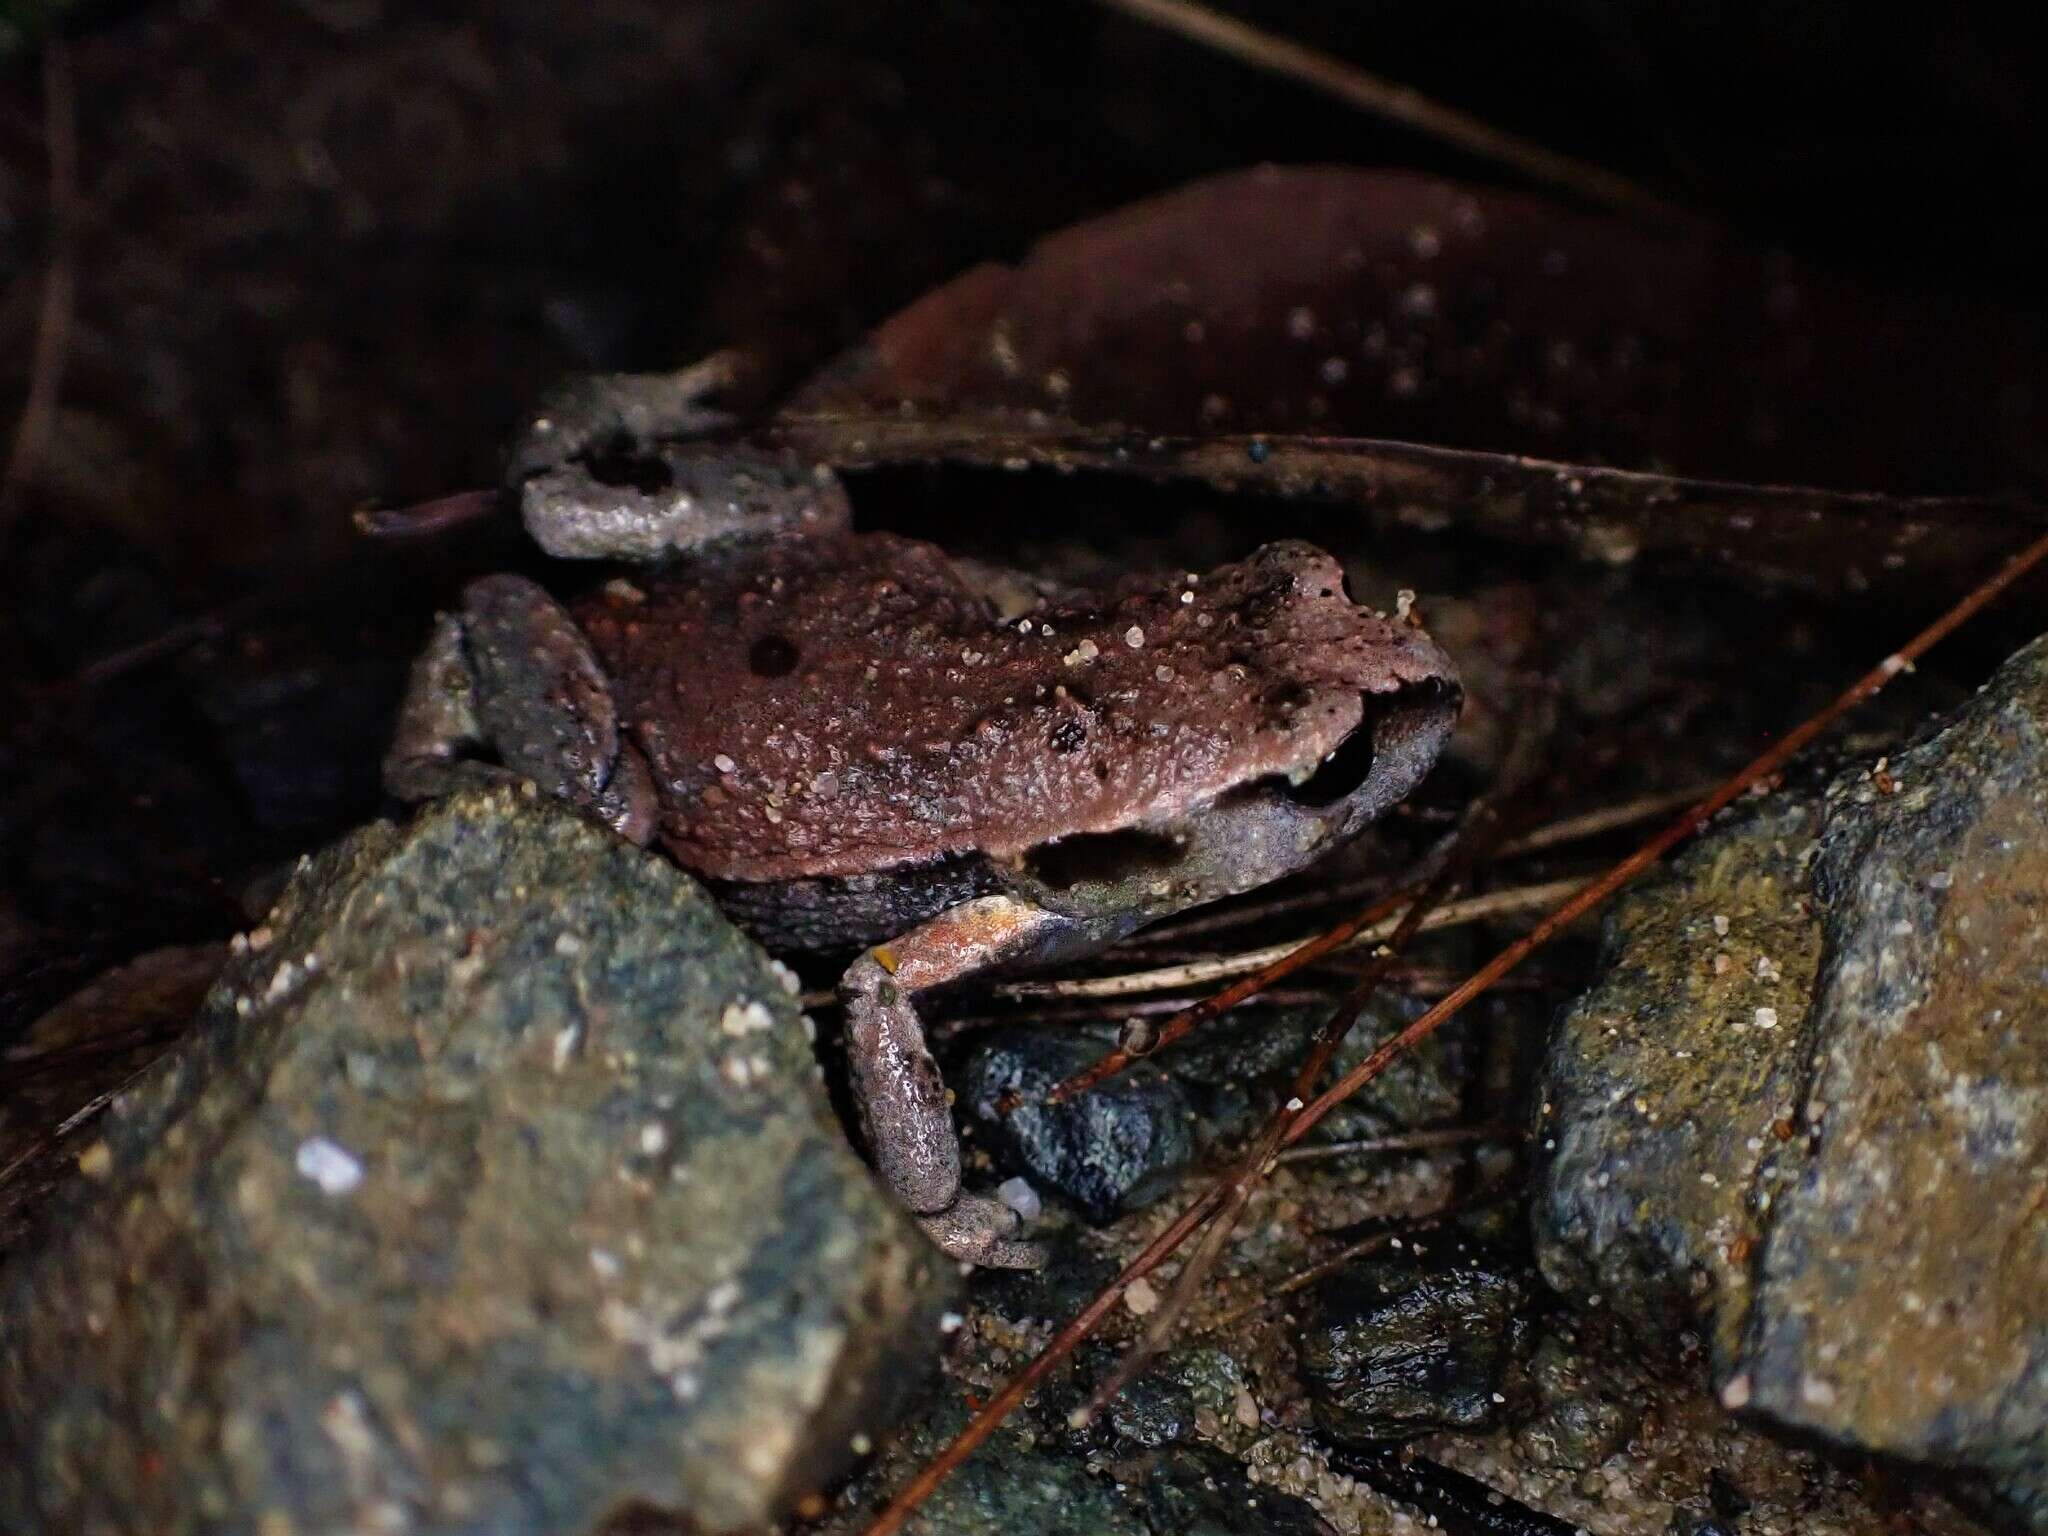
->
1534, 634, 2048, 1527
0, 789, 954, 1536
825, 1401, 1324, 1536
958, 1027, 1196, 1223
1104, 1370, 1200, 1451
1737, 635, 2048, 1525
1532, 789, 1824, 1363
869, 1407, 1136, 1536
1097, 1346, 1251, 1452
1297, 1230, 1535, 1443
959, 1000, 1467, 1224
0, 943, 225, 1257
1133, 1445, 1330, 1536
1512, 1322, 1642, 1472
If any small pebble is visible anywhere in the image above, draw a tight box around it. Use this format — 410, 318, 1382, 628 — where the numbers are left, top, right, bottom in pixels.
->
295, 1137, 363, 1196
996, 1176, 1042, 1222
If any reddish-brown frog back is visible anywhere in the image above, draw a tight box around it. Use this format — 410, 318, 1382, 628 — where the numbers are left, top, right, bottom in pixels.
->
574, 531, 1452, 883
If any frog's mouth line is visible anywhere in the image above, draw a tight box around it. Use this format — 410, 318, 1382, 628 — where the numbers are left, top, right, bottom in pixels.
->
1013, 676, 1461, 920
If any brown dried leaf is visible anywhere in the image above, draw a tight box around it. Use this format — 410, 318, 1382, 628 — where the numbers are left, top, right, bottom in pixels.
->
792, 165, 2045, 495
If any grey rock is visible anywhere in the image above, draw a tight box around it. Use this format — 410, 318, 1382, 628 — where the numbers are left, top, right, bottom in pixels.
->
1533, 790, 1823, 1363
1097, 1346, 1249, 1452
887, 1436, 1136, 1536
959, 1001, 1465, 1224
1134, 1445, 1330, 1536
958, 1027, 1196, 1223
1103, 1371, 1199, 1450
0, 788, 954, 1536
825, 1401, 1324, 1536
1297, 1231, 1535, 1443
1512, 1321, 1642, 1472
1737, 636, 2048, 1524
1534, 634, 2048, 1527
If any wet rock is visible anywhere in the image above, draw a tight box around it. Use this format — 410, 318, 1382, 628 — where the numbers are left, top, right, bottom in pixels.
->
0, 789, 954, 1536
888, 1436, 1136, 1535
1535, 634, 2048, 1527
959, 1001, 1466, 1224
1297, 1231, 1535, 1443
1105, 1370, 1200, 1450
1173, 1000, 1471, 1148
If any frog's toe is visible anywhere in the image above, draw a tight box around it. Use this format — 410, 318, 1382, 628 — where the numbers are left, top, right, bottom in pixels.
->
917, 1193, 1047, 1271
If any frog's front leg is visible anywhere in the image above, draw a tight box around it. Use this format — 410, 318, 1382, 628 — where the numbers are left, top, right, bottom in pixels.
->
384, 575, 657, 843
841, 895, 1082, 1270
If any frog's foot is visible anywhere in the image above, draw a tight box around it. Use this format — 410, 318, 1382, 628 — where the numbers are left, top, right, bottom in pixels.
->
383, 577, 656, 844
919, 1193, 1046, 1271
519, 440, 851, 562
506, 349, 852, 564
509, 350, 747, 481
840, 895, 1079, 1269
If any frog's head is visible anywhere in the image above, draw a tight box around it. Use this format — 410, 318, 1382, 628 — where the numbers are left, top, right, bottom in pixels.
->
1006, 542, 1461, 934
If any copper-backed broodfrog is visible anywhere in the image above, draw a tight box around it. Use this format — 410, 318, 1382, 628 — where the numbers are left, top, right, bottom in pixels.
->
384, 364, 1461, 1268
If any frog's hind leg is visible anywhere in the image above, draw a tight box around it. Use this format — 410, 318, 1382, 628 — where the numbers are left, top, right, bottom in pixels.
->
509, 350, 746, 481
508, 350, 851, 563
841, 895, 1080, 1270
383, 576, 656, 844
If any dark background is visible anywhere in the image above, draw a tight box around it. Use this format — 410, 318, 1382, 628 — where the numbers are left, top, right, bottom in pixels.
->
1, 0, 2042, 1027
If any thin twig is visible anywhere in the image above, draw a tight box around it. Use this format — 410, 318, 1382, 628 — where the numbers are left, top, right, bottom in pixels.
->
1201, 1230, 1398, 1336
1134, 784, 1705, 947
1123, 871, 1399, 943
1015, 879, 1579, 1007
0, 34, 79, 551
352, 487, 499, 539
935, 987, 1339, 1038
1288, 534, 2048, 1143
1029, 885, 1410, 1106
1275, 1121, 1518, 1166
1495, 785, 1715, 857
1066, 707, 1549, 1425
853, 531, 2048, 1536
0, 1061, 154, 1195
1199, 1181, 1506, 1336
1069, 867, 1460, 1427
1088, 0, 1706, 232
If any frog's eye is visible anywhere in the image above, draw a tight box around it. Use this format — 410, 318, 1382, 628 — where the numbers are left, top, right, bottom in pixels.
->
1277, 717, 1381, 807
1267, 675, 1460, 810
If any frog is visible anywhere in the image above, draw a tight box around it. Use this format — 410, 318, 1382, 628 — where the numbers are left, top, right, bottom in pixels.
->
382, 362, 1461, 1269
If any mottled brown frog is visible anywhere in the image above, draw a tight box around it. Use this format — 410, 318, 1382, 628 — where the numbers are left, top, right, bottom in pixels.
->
384, 368, 1460, 1268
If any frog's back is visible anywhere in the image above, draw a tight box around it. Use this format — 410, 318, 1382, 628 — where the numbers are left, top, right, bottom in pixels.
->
574, 530, 1448, 884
